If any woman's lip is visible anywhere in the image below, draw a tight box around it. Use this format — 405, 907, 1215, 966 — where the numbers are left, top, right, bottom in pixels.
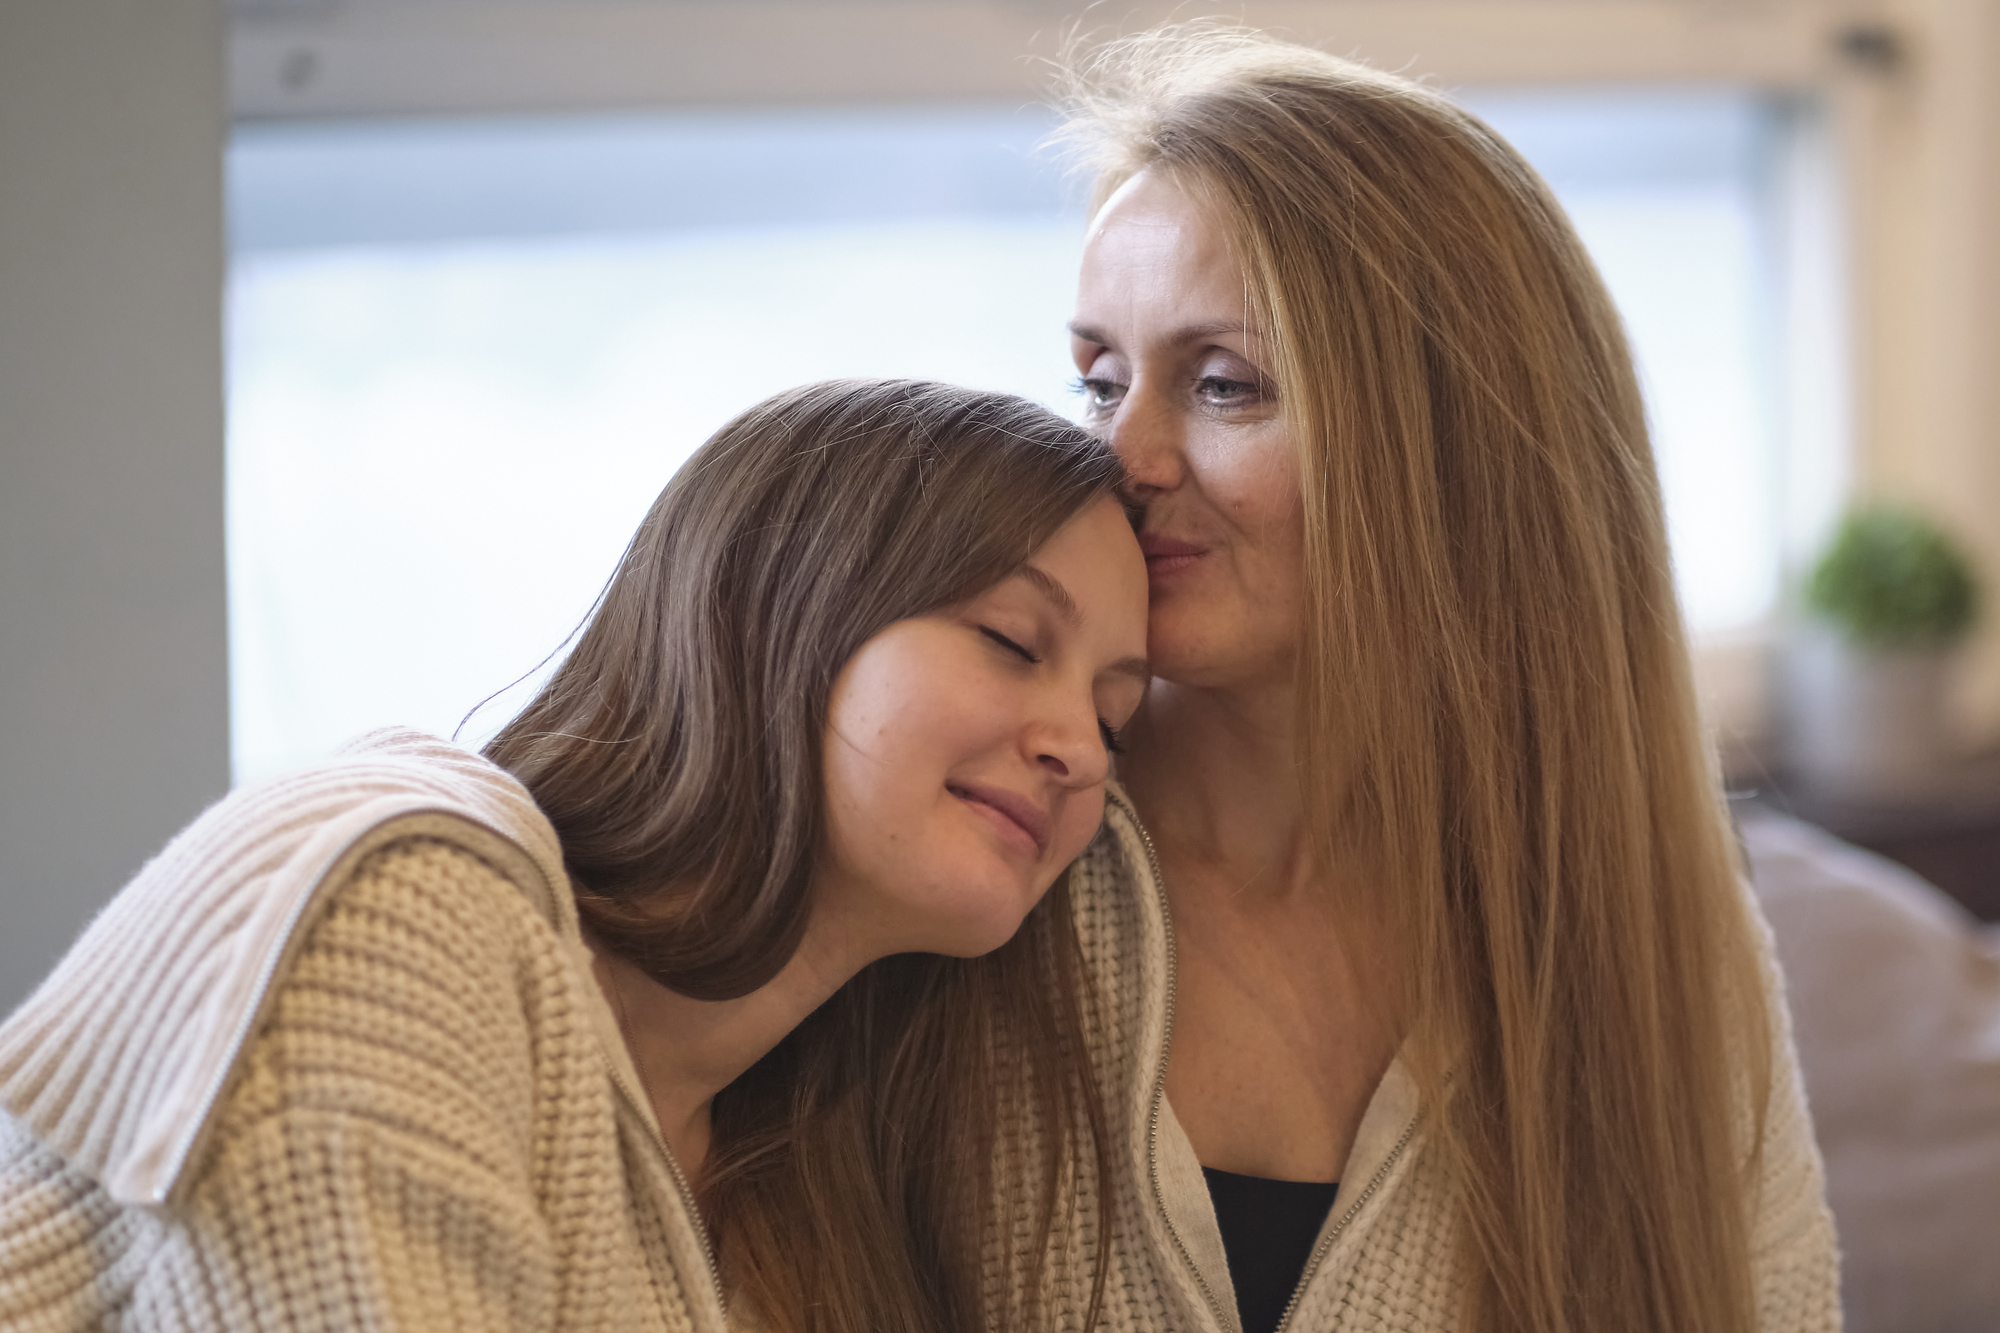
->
1138, 534, 1207, 580
948, 782, 1050, 858
1137, 534, 1207, 559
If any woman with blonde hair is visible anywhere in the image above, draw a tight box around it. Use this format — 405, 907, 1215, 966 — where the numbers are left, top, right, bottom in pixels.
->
1024, 25, 1842, 1333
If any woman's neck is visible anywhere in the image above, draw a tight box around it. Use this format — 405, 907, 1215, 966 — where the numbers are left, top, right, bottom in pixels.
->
587, 926, 862, 1178
1121, 677, 1338, 898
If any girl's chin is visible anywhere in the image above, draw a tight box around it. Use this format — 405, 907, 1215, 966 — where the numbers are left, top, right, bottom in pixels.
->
923, 880, 1040, 959
910, 910, 1031, 960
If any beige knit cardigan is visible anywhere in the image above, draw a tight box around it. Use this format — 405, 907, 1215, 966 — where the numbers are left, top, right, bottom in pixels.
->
0, 728, 1843, 1333
1034, 787, 1845, 1333
0, 730, 727, 1333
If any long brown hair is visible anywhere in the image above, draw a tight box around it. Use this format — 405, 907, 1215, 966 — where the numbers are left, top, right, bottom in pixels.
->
1059, 27, 1772, 1333
486, 378, 1116, 1333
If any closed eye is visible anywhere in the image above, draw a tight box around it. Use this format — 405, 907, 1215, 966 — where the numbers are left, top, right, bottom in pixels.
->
979, 626, 1041, 664
1099, 719, 1125, 755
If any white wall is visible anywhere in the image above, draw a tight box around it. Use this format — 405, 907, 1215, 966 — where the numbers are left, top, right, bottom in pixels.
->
1842, 0, 2000, 742
0, 0, 1989, 1015
229, 0, 1834, 118
0, 0, 230, 1012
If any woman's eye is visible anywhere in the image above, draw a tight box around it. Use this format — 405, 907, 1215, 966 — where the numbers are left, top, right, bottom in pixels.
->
1196, 375, 1261, 408
1099, 719, 1126, 755
1070, 375, 1126, 413
978, 626, 1041, 664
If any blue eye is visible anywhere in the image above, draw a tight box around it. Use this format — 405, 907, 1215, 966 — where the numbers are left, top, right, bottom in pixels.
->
979, 626, 1041, 664
1196, 375, 1260, 406
1069, 375, 1126, 412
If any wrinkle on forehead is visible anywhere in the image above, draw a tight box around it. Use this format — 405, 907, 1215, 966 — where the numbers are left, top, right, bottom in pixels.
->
1076, 172, 1261, 353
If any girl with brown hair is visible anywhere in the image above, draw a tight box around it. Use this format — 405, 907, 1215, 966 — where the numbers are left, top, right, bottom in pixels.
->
1026, 24, 1842, 1333
0, 378, 1143, 1333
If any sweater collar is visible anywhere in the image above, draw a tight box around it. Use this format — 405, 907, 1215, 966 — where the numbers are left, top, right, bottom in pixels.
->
1092, 783, 1426, 1330
0, 728, 571, 1208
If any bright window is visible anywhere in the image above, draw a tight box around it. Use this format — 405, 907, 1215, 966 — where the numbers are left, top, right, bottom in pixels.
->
228, 92, 1792, 784
1467, 89, 1783, 635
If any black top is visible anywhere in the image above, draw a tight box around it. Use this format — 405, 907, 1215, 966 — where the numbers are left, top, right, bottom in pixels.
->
1201, 1166, 1340, 1333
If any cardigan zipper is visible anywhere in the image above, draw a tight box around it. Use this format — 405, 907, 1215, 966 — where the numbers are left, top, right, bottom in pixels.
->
605, 1040, 728, 1320
1114, 789, 1234, 1333
657, 1124, 728, 1317
1269, 1111, 1419, 1333
1114, 787, 1422, 1333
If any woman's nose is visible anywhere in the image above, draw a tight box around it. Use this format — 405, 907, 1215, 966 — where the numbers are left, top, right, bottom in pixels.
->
1106, 386, 1185, 499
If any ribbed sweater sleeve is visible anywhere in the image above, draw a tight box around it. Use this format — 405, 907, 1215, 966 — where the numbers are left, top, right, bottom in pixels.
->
0, 836, 702, 1333
147, 836, 574, 1329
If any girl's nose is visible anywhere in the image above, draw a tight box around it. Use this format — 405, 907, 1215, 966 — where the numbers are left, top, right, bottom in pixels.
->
1031, 696, 1110, 789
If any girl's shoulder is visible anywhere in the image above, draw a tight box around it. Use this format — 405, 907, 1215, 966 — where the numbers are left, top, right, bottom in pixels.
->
1072, 782, 1165, 959
0, 728, 577, 1211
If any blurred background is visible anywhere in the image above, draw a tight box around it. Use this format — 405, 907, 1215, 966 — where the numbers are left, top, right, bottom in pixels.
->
3, 2, 1998, 1323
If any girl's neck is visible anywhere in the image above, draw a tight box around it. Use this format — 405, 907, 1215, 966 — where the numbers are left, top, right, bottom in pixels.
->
587, 926, 860, 1178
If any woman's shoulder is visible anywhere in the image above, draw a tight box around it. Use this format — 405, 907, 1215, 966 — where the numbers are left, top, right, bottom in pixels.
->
1723, 850, 1844, 1329
0, 728, 578, 1211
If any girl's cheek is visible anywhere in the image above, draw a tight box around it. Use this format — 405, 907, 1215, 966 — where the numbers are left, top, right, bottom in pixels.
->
1055, 791, 1108, 865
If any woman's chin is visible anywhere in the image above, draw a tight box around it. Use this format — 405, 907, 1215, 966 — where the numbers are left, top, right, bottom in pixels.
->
1145, 620, 1294, 693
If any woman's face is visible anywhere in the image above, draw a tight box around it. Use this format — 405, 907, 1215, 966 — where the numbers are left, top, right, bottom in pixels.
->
817, 495, 1149, 959
1069, 170, 1307, 692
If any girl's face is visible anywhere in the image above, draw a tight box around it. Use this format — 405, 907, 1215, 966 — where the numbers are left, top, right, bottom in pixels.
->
1069, 170, 1308, 693
817, 496, 1149, 959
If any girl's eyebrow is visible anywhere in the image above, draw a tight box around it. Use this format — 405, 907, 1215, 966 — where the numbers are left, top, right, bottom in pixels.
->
1018, 565, 1150, 681
1019, 565, 1080, 625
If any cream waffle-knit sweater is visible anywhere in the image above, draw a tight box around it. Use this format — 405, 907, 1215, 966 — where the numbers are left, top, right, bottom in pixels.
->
1022, 787, 1844, 1333
0, 730, 727, 1333
0, 727, 1842, 1333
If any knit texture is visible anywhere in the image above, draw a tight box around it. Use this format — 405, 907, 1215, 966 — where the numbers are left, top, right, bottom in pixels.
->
1015, 786, 1845, 1333
0, 733, 725, 1333
0, 733, 1840, 1333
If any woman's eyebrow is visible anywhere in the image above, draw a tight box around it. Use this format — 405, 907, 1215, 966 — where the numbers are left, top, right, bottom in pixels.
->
1067, 318, 1247, 348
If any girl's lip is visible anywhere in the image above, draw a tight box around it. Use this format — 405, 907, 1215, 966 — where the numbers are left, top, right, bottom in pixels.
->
948, 782, 1051, 858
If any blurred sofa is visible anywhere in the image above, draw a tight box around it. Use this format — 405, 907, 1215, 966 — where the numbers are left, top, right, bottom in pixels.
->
1741, 809, 2000, 1333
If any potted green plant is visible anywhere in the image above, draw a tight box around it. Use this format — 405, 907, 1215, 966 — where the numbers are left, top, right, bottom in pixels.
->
1786, 505, 1981, 796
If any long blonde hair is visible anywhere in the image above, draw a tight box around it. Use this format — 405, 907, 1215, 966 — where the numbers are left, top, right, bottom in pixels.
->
1060, 28, 1772, 1333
